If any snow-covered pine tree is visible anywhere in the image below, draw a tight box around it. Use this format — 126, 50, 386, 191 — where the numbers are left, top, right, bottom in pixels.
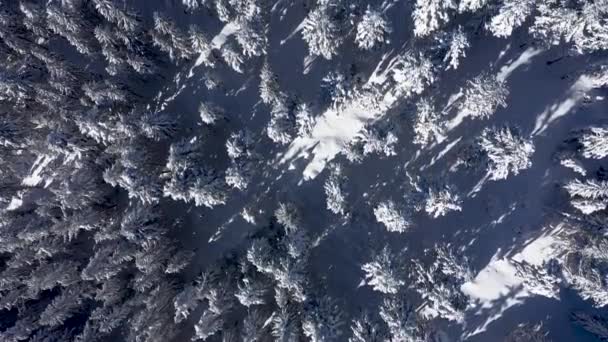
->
295, 102, 316, 138
374, 200, 412, 233
324, 164, 349, 217
19, 1, 51, 42
39, 283, 91, 327
379, 295, 428, 341
559, 155, 587, 176
45, 3, 95, 56
235, 271, 270, 307
152, 12, 193, 62
458, 73, 509, 120
423, 183, 462, 218
259, 61, 285, 106
413, 98, 445, 146
361, 245, 405, 294
512, 260, 560, 299
443, 26, 470, 70
193, 310, 224, 341
213, 0, 233, 22
266, 101, 295, 145
360, 125, 399, 158
390, 52, 436, 99
221, 40, 245, 73
268, 287, 301, 341
321, 71, 353, 111
139, 111, 177, 141
246, 203, 310, 302
166, 249, 195, 274
477, 125, 535, 181
349, 311, 389, 342
488, 0, 536, 38
190, 174, 229, 208
564, 178, 608, 214
225, 160, 252, 190
235, 19, 267, 58
410, 245, 473, 322
241, 308, 267, 341
224, 129, 256, 191
562, 250, 608, 307
232, 0, 264, 22
412, 0, 456, 37
565, 179, 608, 200
92, 0, 140, 32
532, 1, 608, 53
174, 285, 202, 323
226, 130, 254, 160
162, 137, 228, 208
189, 24, 214, 66
301, 4, 342, 60
578, 126, 608, 159
302, 296, 345, 342
182, 0, 204, 11
199, 101, 224, 125
458, 0, 489, 12
356, 8, 391, 51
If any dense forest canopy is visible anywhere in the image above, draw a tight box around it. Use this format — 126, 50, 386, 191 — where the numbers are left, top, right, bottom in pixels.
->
0, 0, 607, 341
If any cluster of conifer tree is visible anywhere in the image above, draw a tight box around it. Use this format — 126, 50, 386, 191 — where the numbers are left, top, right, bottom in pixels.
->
0, 0, 608, 341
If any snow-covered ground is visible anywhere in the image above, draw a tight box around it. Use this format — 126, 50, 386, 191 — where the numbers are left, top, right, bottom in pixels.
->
158, 1, 608, 340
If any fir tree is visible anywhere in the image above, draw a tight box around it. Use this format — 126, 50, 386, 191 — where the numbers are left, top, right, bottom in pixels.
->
412, 0, 456, 37
374, 200, 411, 233
302, 5, 342, 60
477, 126, 535, 181
362, 245, 405, 294
443, 26, 470, 70
458, 73, 509, 120
488, 0, 536, 38
356, 8, 391, 51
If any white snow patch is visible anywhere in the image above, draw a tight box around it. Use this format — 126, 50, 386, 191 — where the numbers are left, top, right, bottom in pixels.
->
512, 234, 560, 266
439, 89, 465, 133
210, 22, 239, 50
442, 89, 468, 132
443, 89, 463, 112
271, 0, 284, 12
445, 109, 468, 132
497, 47, 543, 82
160, 84, 187, 112
280, 18, 307, 45
489, 204, 516, 227
461, 228, 563, 337
494, 43, 511, 64
281, 104, 374, 180
281, 54, 407, 180
461, 256, 526, 338
23, 155, 54, 187
467, 173, 490, 198
465, 291, 527, 338
532, 75, 596, 136
6, 196, 23, 211
422, 136, 462, 170
462, 233, 561, 303
303, 54, 317, 74
462, 257, 521, 304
